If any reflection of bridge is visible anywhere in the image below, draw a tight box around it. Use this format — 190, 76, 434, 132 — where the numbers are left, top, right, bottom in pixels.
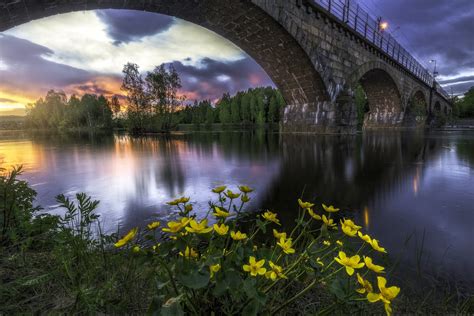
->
260, 132, 444, 225
0, 0, 451, 133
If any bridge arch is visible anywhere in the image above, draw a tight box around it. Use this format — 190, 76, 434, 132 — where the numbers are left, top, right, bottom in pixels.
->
347, 62, 403, 128
403, 89, 428, 127
0, 0, 331, 121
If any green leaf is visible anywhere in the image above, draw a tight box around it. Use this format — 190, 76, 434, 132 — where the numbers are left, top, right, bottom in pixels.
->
177, 268, 210, 289
242, 299, 262, 316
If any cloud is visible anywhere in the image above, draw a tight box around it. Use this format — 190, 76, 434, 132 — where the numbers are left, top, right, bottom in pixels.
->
170, 58, 274, 101
359, 0, 474, 81
96, 10, 175, 45
5, 10, 245, 75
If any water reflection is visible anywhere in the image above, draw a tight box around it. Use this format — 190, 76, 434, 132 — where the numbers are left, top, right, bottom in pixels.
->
0, 130, 473, 285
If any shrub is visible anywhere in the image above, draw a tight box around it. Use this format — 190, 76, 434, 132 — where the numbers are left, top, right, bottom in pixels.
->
116, 186, 400, 315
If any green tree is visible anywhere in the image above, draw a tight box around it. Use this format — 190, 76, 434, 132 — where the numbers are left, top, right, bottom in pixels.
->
456, 87, 474, 118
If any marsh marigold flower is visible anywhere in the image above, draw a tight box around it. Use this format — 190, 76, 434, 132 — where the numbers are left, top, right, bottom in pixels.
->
364, 256, 385, 273
265, 261, 287, 281
341, 218, 362, 237
212, 185, 227, 194
185, 219, 213, 234
262, 210, 280, 225
162, 217, 191, 233
213, 223, 229, 236
356, 273, 373, 294
179, 246, 199, 259
209, 264, 221, 278
132, 245, 140, 253
238, 185, 254, 193
322, 214, 336, 229
273, 229, 287, 240
323, 240, 331, 246
114, 227, 138, 248
322, 204, 340, 213
147, 221, 160, 230
336, 240, 343, 247
358, 231, 373, 243
277, 237, 295, 255
225, 190, 241, 199
230, 230, 247, 241
308, 208, 322, 220
367, 276, 400, 316
298, 199, 314, 209
334, 251, 365, 276
241, 195, 250, 203
167, 197, 190, 206
213, 206, 231, 218
369, 238, 387, 253
243, 256, 266, 277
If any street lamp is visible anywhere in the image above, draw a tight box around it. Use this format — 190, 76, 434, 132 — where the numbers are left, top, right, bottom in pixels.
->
377, 17, 389, 32
429, 59, 438, 78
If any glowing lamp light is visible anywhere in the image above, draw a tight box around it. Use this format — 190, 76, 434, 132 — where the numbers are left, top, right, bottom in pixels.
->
379, 21, 389, 31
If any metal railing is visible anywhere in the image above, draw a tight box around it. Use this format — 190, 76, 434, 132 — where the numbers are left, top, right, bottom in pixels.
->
311, 0, 450, 100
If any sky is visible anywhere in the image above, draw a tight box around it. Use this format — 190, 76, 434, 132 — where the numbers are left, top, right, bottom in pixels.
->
0, 0, 472, 116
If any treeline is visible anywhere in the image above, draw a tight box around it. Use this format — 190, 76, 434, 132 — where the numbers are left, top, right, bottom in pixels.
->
453, 86, 474, 118
25, 90, 119, 130
174, 87, 285, 126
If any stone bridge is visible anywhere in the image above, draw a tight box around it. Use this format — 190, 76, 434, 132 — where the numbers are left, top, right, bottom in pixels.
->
0, 0, 452, 133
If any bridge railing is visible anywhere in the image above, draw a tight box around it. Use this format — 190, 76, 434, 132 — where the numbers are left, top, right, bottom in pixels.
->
312, 0, 451, 100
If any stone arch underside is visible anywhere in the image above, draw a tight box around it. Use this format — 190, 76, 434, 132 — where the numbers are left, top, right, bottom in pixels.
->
0, 0, 330, 130
403, 90, 428, 127
357, 69, 403, 128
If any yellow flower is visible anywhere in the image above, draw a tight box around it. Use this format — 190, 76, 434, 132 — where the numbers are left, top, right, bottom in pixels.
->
364, 256, 385, 273
167, 197, 190, 205
356, 273, 373, 294
212, 185, 227, 194
213, 223, 229, 236
185, 219, 213, 234
213, 206, 231, 218
341, 218, 362, 237
277, 237, 295, 255
336, 240, 343, 247
147, 221, 161, 230
358, 231, 373, 243
225, 190, 241, 199
185, 204, 193, 212
273, 229, 287, 240
367, 276, 400, 316
322, 204, 340, 213
238, 185, 254, 193
323, 240, 331, 246
230, 230, 247, 241
298, 199, 314, 209
114, 227, 138, 248
265, 261, 287, 281
241, 195, 250, 203
210, 264, 221, 278
334, 251, 365, 276
243, 256, 266, 277
132, 245, 140, 253
368, 238, 387, 253
316, 257, 325, 266
162, 217, 191, 233
322, 214, 336, 229
262, 210, 280, 225
152, 243, 160, 251
308, 208, 322, 220
179, 246, 199, 259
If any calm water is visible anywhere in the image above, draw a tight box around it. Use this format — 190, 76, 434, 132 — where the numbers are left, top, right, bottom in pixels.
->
1, 130, 473, 285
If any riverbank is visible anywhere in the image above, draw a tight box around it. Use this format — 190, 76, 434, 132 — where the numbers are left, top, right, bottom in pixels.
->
1, 166, 473, 314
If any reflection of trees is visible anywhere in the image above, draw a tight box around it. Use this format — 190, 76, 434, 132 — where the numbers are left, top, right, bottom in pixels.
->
260, 131, 442, 225
455, 135, 474, 167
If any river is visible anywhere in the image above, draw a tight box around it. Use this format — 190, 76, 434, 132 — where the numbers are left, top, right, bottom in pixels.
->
1, 130, 473, 286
